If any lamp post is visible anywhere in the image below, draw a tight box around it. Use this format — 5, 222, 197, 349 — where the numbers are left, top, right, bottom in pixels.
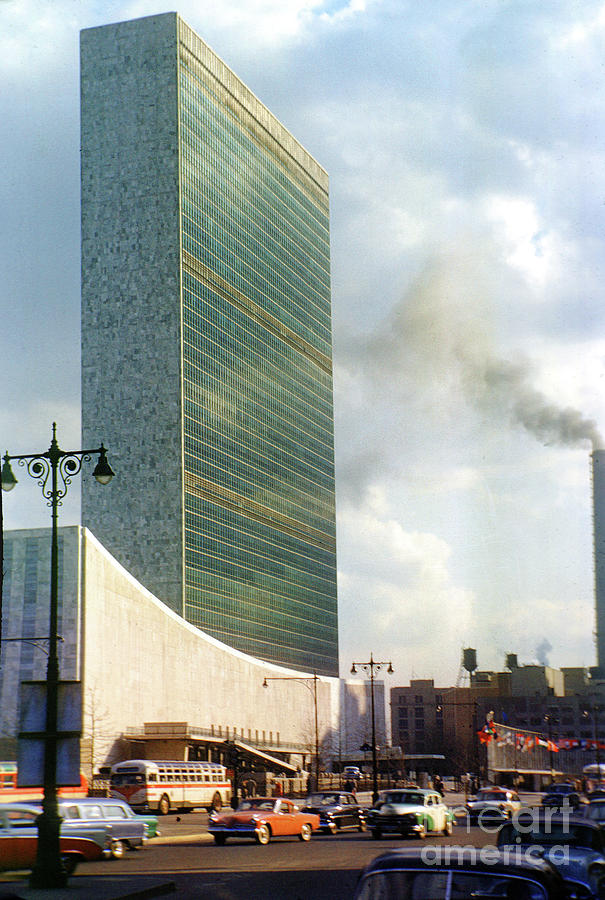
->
544, 713, 557, 784
1, 423, 114, 888
350, 654, 394, 804
263, 671, 320, 789
583, 702, 602, 774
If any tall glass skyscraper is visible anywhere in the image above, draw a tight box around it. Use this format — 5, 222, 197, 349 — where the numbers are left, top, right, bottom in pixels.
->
80, 13, 338, 675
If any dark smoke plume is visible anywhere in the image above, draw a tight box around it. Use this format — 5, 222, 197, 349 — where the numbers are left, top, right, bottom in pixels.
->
358, 254, 604, 450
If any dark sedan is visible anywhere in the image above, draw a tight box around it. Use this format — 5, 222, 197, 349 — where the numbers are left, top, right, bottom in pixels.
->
301, 791, 366, 834
497, 811, 605, 898
541, 783, 583, 811
582, 799, 605, 824
354, 848, 569, 900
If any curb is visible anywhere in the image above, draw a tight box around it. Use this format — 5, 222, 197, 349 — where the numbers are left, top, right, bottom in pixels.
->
150, 833, 213, 845
0, 880, 177, 900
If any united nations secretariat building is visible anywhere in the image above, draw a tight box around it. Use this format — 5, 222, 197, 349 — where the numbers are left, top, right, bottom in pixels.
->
0, 14, 385, 779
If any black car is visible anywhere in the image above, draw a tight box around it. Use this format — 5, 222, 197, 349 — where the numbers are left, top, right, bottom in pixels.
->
582, 799, 605, 824
542, 783, 583, 811
497, 811, 605, 898
301, 791, 366, 834
354, 848, 569, 899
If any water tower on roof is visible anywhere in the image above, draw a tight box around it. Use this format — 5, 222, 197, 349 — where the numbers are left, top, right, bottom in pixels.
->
457, 647, 477, 686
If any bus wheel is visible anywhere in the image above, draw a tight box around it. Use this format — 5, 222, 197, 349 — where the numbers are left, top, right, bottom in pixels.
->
211, 792, 222, 811
158, 795, 170, 815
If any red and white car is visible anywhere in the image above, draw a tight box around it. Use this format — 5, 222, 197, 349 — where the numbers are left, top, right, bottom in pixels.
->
0, 803, 107, 874
208, 797, 320, 845
465, 787, 522, 823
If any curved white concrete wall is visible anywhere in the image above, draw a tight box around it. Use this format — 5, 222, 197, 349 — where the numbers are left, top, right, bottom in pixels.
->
1, 526, 338, 772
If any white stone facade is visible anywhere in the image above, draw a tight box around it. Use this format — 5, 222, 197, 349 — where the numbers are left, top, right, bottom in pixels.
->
0, 526, 338, 777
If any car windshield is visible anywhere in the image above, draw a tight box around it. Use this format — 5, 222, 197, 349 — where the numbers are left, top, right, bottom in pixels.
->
475, 791, 507, 801
237, 799, 275, 811
382, 792, 424, 805
307, 793, 339, 806
499, 821, 598, 849
355, 869, 548, 899
547, 785, 573, 793
584, 803, 605, 820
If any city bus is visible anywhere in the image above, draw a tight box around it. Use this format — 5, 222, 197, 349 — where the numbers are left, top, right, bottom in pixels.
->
0, 761, 88, 803
109, 759, 231, 814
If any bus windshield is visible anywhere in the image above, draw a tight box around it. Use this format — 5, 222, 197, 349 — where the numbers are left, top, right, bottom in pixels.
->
110, 773, 146, 786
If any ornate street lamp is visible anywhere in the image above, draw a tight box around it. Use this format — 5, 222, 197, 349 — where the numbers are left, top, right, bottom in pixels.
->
544, 712, 558, 784
583, 702, 603, 773
1, 423, 114, 888
350, 654, 394, 804
263, 672, 320, 789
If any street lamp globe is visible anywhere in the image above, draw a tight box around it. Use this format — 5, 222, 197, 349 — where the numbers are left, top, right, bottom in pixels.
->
1, 455, 17, 491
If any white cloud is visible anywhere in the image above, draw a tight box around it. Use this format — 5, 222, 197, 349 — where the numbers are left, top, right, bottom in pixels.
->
485, 195, 556, 290
2, 0, 605, 692
337, 499, 474, 683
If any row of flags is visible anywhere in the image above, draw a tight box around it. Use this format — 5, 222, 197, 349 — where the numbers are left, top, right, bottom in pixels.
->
473, 721, 604, 752
478, 721, 605, 752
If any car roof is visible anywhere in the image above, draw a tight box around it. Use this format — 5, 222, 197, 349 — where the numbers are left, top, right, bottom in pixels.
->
515, 810, 592, 821
0, 803, 42, 813
358, 848, 565, 885
381, 788, 435, 797
310, 790, 352, 796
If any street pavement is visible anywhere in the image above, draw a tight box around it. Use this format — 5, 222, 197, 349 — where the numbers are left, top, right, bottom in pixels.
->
0, 790, 543, 899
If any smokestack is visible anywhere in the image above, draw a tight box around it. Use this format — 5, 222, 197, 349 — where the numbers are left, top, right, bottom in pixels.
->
592, 451, 605, 673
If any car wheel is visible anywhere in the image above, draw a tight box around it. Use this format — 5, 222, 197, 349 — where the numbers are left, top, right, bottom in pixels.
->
158, 795, 170, 816
255, 824, 271, 845
371, 828, 382, 839
213, 835, 226, 845
443, 818, 453, 836
327, 822, 338, 835
299, 823, 312, 841
111, 840, 125, 859
61, 854, 79, 875
211, 792, 222, 812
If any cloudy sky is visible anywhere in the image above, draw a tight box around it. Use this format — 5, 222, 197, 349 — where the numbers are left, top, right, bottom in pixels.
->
3, 0, 605, 687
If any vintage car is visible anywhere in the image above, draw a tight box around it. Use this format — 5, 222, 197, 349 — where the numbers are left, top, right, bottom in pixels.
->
354, 848, 569, 900
465, 786, 522, 823
301, 791, 367, 834
541, 782, 584, 811
60, 797, 159, 838
208, 797, 320, 845
366, 788, 454, 839
497, 811, 605, 898
583, 799, 605, 824
0, 803, 108, 874
56, 798, 150, 857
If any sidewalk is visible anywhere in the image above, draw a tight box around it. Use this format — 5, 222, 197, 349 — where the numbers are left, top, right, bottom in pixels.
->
0, 874, 177, 900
